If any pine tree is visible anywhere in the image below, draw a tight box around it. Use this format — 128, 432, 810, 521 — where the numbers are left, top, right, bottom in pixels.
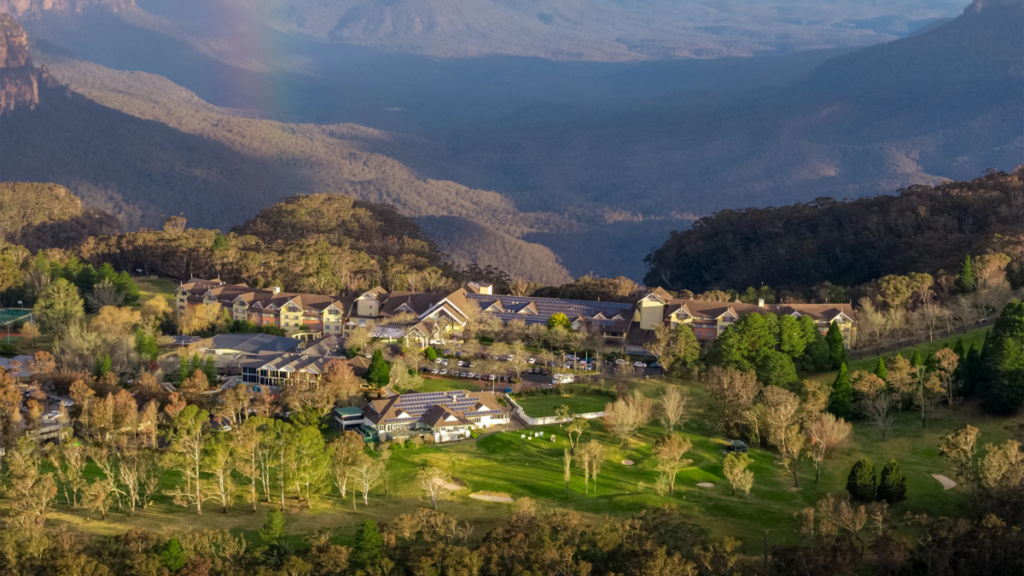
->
259, 509, 285, 545
877, 459, 907, 503
825, 322, 846, 369
846, 457, 877, 502
873, 357, 888, 381
366, 349, 391, 389
829, 363, 853, 418
94, 355, 112, 377
353, 519, 384, 569
911, 350, 923, 368
113, 271, 141, 305
957, 255, 976, 294
202, 356, 218, 384
953, 339, 965, 360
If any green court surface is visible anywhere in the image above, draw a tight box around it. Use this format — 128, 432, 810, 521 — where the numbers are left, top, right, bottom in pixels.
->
0, 309, 32, 325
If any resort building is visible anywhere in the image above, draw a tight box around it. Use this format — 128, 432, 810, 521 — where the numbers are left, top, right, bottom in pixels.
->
361, 390, 509, 443
636, 289, 858, 348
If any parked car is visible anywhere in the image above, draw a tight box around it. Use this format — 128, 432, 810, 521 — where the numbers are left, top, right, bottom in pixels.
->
439, 369, 448, 375
528, 358, 536, 364
633, 361, 647, 368
504, 387, 513, 394
434, 358, 442, 364
430, 369, 439, 374
615, 358, 628, 365
441, 359, 449, 366
456, 360, 465, 367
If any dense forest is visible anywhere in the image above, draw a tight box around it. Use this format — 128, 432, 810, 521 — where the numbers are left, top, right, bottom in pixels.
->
0, 182, 119, 250
645, 168, 1024, 293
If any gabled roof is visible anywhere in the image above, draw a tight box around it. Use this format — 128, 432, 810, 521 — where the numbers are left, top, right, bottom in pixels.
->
210, 333, 301, 355
641, 287, 674, 303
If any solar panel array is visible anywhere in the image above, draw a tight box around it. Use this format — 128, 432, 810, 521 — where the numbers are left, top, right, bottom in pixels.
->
382, 390, 496, 424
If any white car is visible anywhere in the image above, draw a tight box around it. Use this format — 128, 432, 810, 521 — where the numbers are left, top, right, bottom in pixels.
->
528, 358, 536, 364
439, 369, 448, 375
634, 361, 647, 368
441, 359, 449, 366
431, 369, 439, 374
615, 358, 628, 365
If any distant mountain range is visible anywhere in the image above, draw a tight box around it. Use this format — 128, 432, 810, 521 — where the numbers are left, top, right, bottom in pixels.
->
0, 0, 1019, 283
0, 14, 574, 284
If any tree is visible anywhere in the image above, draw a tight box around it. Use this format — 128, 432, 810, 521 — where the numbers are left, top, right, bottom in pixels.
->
20, 321, 40, 346
658, 386, 690, 434
847, 458, 877, 502
649, 323, 700, 375
807, 413, 852, 482
424, 347, 437, 362
602, 391, 654, 444
852, 370, 898, 441
873, 358, 888, 381
756, 349, 799, 389
418, 467, 454, 510
563, 448, 573, 498
829, 363, 853, 418
957, 255, 976, 293
546, 313, 572, 331
233, 417, 265, 513
655, 434, 693, 494
164, 404, 209, 514
576, 440, 606, 496
762, 386, 804, 487
825, 322, 846, 369
83, 478, 114, 520
160, 538, 186, 573
328, 431, 365, 501
877, 459, 906, 503
365, 349, 391, 390
910, 363, 945, 428
353, 457, 385, 506
33, 278, 84, 338
179, 302, 221, 335
141, 295, 172, 326
203, 433, 236, 514
260, 509, 286, 545
722, 452, 754, 496
704, 367, 761, 436
353, 519, 384, 570
564, 416, 589, 455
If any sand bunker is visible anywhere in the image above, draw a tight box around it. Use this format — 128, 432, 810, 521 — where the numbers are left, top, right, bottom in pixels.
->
621, 459, 634, 466
470, 491, 514, 503
697, 482, 715, 488
932, 474, 957, 490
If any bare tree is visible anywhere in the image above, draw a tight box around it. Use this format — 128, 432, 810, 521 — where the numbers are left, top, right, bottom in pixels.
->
762, 386, 804, 487
602, 391, 654, 445
658, 386, 690, 434
353, 456, 385, 507
418, 467, 455, 510
807, 413, 852, 482
852, 371, 898, 441
329, 431, 366, 500
563, 448, 573, 498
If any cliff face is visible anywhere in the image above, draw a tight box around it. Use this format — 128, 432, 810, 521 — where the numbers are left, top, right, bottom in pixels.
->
0, 12, 58, 112
0, 0, 134, 20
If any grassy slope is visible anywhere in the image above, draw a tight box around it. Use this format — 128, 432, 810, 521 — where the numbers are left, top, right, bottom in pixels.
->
33, 375, 1012, 553
514, 393, 611, 417
134, 277, 178, 307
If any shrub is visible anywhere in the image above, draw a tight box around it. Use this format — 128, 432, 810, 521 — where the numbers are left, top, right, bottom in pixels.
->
877, 459, 907, 503
846, 457, 877, 502
424, 347, 437, 361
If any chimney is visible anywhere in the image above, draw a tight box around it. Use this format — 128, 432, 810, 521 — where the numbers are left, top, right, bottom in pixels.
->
757, 298, 765, 309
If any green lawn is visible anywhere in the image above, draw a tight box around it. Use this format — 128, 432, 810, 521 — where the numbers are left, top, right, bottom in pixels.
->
134, 276, 178, 307
515, 393, 613, 417
847, 325, 991, 373
24, 377, 1012, 556
415, 378, 482, 393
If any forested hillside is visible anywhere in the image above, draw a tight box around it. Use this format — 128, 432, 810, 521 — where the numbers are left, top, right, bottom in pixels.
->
0, 182, 119, 249
645, 169, 1024, 292
0, 17, 572, 284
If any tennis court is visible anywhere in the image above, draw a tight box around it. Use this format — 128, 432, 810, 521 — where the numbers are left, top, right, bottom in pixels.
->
0, 309, 33, 325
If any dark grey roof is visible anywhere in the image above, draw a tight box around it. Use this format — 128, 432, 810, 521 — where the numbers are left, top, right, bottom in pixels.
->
210, 333, 301, 355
